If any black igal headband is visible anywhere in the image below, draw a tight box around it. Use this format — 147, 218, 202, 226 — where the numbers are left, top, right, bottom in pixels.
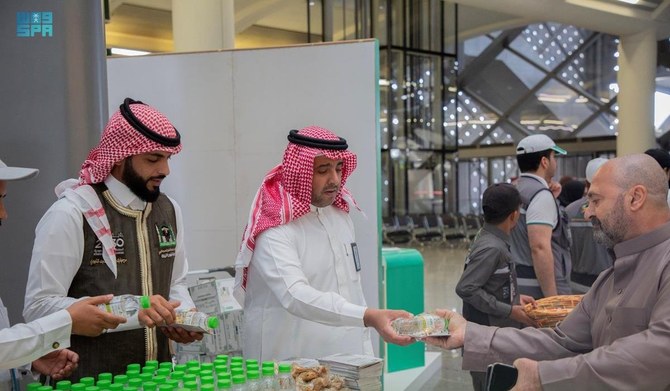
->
287, 129, 348, 150
119, 98, 181, 147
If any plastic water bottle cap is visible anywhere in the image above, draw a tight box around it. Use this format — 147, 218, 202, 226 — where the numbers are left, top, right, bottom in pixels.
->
278, 363, 291, 373
27, 383, 42, 391
205, 316, 219, 329
140, 296, 151, 309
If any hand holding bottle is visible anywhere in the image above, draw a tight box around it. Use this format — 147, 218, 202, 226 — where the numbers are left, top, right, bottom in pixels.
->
138, 294, 179, 328
160, 323, 204, 344
363, 308, 414, 346
423, 309, 467, 350
160, 309, 213, 344
66, 294, 127, 336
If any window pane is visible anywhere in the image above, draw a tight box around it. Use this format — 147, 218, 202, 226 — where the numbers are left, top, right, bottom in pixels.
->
509, 79, 603, 140
460, 35, 493, 70
458, 159, 487, 215
443, 157, 457, 212
464, 49, 547, 114
556, 35, 618, 103
576, 112, 618, 138
390, 0, 403, 46
375, 0, 388, 45
381, 151, 392, 217
456, 91, 501, 146
509, 23, 591, 72
406, 52, 443, 149
308, 1, 322, 42
387, 148, 408, 215
443, 57, 458, 149
408, 151, 443, 213
385, 49, 405, 149
443, 2, 457, 55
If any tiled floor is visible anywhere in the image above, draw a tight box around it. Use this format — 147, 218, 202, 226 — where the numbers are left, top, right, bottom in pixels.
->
394, 243, 475, 390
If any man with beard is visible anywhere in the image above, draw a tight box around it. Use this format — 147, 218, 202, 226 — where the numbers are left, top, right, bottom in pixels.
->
565, 157, 613, 292
23, 98, 202, 380
644, 148, 670, 207
234, 126, 413, 361
424, 154, 670, 390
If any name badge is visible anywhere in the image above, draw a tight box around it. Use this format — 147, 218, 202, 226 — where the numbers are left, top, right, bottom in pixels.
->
351, 242, 361, 272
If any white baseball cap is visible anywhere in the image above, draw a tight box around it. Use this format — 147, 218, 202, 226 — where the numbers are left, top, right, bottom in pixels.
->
585, 157, 608, 183
516, 134, 567, 155
0, 158, 39, 181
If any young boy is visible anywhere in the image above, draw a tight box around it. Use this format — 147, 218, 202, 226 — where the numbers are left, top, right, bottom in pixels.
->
455, 183, 537, 391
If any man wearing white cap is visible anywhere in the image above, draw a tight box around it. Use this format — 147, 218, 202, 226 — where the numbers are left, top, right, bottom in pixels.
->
0, 159, 126, 387
565, 158, 613, 293
510, 134, 572, 298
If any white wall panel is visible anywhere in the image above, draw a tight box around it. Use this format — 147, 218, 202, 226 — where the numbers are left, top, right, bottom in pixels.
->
107, 40, 380, 351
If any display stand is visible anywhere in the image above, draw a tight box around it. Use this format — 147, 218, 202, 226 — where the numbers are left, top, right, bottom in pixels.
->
383, 351, 442, 390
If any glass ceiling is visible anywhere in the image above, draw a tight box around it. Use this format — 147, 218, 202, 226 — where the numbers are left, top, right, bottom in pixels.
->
458, 22, 621, 146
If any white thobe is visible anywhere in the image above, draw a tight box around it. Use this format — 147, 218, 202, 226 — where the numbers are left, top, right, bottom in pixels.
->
0, 296, 71, 389
23, 176, 194, 330
242, 205, 373, 361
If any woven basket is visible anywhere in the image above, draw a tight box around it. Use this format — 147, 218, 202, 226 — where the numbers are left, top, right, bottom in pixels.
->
524, 295, 584, 328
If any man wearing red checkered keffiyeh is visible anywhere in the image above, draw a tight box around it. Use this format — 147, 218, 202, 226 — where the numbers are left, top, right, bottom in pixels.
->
24, 98, 202, 379
235, 125, 413, 361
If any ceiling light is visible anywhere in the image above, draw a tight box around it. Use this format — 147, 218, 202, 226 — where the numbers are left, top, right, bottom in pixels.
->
110, 48, 150, 56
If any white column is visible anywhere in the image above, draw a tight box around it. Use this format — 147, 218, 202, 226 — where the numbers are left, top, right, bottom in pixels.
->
172, 0, 235, 52
616, 28, 657, 155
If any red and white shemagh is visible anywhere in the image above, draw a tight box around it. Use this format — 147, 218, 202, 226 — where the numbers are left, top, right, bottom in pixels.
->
233, 125, 358, 304
54, 102, 181, 277
79, 104, 182, 185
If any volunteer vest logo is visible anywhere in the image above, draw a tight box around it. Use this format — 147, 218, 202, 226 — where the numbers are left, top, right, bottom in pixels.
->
91, 233, 128, 266
156, 223, 176, 259
16, 12, 53, 37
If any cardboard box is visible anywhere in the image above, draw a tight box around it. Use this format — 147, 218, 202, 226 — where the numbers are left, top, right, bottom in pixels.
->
203, 310, 244, 353
177, 278, 245, 357
188, 278, 242, 315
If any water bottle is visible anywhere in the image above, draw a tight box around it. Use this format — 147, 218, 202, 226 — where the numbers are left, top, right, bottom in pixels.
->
98, 295, 151, 317
246, 370, 261, 391
170, 371, 185, 388
391, 313, 448, 338
113, 375, 128, 387
217, 378, 232, 390
142, 382, 157, 391
260, 366, 277, 390
80, 378, 95, 388
231, 375, 246, 391
174, 310, 219, 333
276, 364, 293, 390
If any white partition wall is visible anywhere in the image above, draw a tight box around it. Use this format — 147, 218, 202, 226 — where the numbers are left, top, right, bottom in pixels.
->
107, 40, 381, 349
